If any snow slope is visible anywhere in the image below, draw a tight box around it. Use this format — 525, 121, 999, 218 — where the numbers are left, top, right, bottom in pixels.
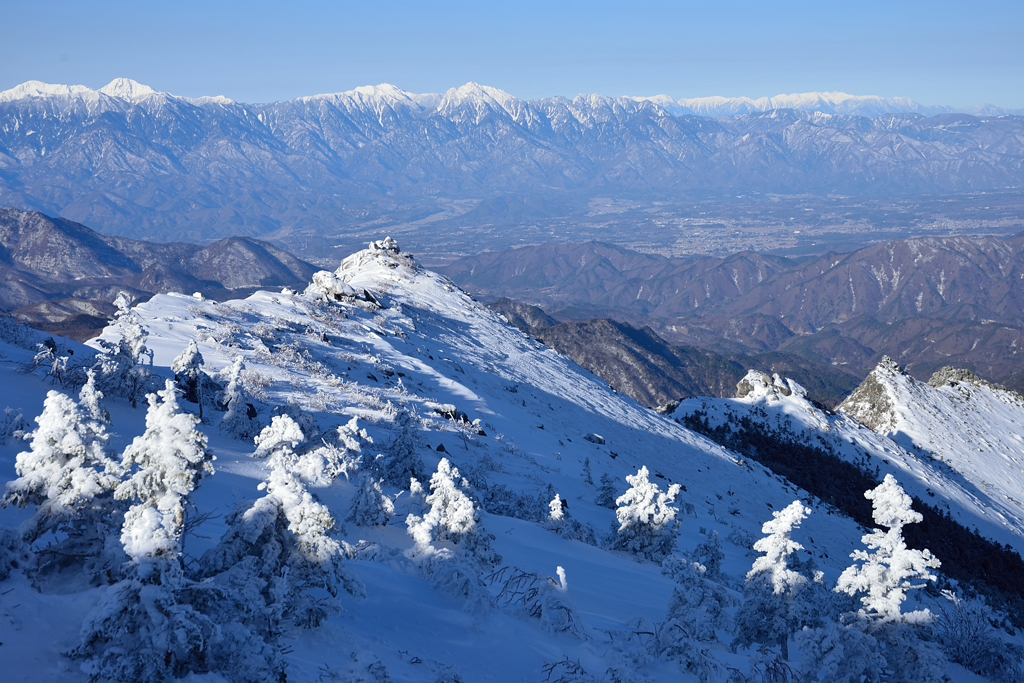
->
0, 243, 997, 681
840, 361, 1024, 548
677, 367, 1024, 556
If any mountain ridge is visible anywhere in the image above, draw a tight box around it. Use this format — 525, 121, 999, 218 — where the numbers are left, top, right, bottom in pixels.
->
3, 78, 1024, 249
0, 207, 318, 338
445, 236, 1024, 393
3, 78, 1017, 117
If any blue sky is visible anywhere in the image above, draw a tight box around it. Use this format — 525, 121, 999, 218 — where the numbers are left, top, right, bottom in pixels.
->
2, 0, 1022, 107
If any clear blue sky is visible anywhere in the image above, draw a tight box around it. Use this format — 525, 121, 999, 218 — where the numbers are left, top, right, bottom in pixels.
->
2, 0, 1022, 107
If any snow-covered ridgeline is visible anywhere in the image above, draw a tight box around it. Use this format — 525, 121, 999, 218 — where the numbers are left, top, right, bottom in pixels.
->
2, 78, 1015, 118
678, 367, 1024, 556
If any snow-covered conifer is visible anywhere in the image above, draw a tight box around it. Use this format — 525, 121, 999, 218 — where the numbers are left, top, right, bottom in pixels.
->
549, 494, 565, 525
836, 474, 940, 624
116, 380, 213, 561
3, 387, 120, 539
172, 340, 205, 418
347, 475, 394, 527
78, 370, 109, 424
201, 415, 363, 631
582, 457, 593, 486
689, 531, 725, 581
74, 560, 285, 683
220, 356, 260, 439
662, 557, 734, 642
796, 622, 885, 683
734, 501, 816, 660
595, 473, 617, 509
374, 407, 423, 486
296, 416, 368, 486
94, 292, 152, 406
406, 458, 498, 566
605, 466, 681, 562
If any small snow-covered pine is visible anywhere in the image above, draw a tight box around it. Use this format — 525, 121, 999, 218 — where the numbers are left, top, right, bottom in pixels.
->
407, 457, 498, 567
201, 413, 363, 631
171, 339, 205, 415
347, 475, 394, 527
605, 466, 681, 562
115, 380, 213, 561
595, 473, 617, 509
836, 474, 940, 625
3, 377, 120, 540
93, 292, 152, 406
733, 501, 816, 660
220, 356, 260, 439
373, 407, 424, 486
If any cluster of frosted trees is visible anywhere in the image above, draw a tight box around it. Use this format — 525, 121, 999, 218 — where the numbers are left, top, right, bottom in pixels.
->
596, 466, 1019, 682
0, 342, 370, 682
31, 293, 261, 438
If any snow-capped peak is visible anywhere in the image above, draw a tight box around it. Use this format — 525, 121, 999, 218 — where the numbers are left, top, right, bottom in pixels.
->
0, 80, 98, 103
98, 78, 161, 103
437, 82, 531, 123
0, 78, 165, 105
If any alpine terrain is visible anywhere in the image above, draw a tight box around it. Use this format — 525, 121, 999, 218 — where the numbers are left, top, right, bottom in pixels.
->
0, 240, 1021, 682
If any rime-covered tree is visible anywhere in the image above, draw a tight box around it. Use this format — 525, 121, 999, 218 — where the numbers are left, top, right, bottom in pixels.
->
171, 340, 205, 418
734, 501, 817, 660
78, 369, 110, 424
605, 466, 681, 562
347, 475, 394, 527
689, 531, 725, 581
2, 377, 121, 542
548, 493, 565, 527
201, 414, 363, 631
404, 458, 498, 610
75, 384, 284, 682
407, 457, 498, 566
796, 622, 886, 683
115, 380, 214, 561
220, 356, 259, 439
662, 556, 734, 642
94, 292, 152, 407
836, 475, 941, 624
374, 407, 423, 486
73, 558, 285, 683
295, 416, 368, 486
595, 473, 617, 509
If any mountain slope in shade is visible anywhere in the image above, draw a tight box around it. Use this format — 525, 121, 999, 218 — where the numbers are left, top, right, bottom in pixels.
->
487, 297, 861, 408
444, 236, 1024, 390
0, 208, 318, 338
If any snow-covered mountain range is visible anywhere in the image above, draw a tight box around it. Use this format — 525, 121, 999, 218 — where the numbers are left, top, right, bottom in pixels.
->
3, 79, 1013, 117
1, 239, 1021, 681
2, 78, 1024, 245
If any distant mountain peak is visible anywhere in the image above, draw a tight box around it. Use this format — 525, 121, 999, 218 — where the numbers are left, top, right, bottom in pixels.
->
437, 82, 529, 123
0, 80, 98, 103
98, 78, 160, 103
